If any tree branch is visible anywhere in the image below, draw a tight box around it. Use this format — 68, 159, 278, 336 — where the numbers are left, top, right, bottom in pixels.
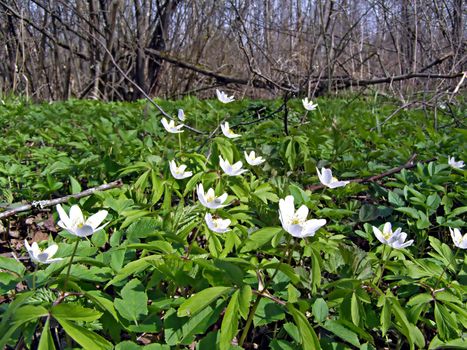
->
0, 179, 123, 219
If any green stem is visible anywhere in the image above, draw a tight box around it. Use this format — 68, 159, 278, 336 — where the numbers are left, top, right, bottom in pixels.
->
32, 264, 38, 292
238, 294, 262, 346
238, 236, 293, 346
63, 239, 80, 292
375, 244, 391, 287
178, 133, 182, 154
433, 249, 460, 290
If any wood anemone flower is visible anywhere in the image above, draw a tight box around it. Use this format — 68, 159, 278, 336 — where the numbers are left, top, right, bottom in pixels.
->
221, 122, 241, 139
169, 160, 192, 180
279, 195, 326, 238
302, 97, 318, 111
448, 156, 464, 169
24, 240, 63, 264
216, 89, 235, 103
197, 184, 229, 209
244, 151, 265, 166
56, 204, 108, 237
449, 227, 467, 249
372, 222, 414, 249
205, 213, 231, 233
219, 156, 247, 176
316, 167, 350, 189
161, 117, 184, 133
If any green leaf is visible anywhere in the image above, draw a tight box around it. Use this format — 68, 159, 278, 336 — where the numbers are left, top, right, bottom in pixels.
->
351, 292, 360, 326
85, 290, 119, 321
106, 255, 161, 287
177, 286, 232, 317
69, 175, 82, 194
252, 183, 279, 204
434, 303, 459, 340
220, 290, 239, 350
51, 304, 102, 322
380, 296, 391, 336
396, 207, 420, 219
114, 278, 148, 323
287, 304, 321, 350
38, 317, 56, 350
0, 256, 26, 276
240, 227, 282, 252
238, 285, 252, 320
323, 319, 361, 347
13, 305, 49, 323
312, 298, 329, 323
388, 191, 404, 207
54, 317, 112, 350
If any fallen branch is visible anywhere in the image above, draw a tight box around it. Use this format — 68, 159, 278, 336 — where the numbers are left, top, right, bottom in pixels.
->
0, 179, 123, 219
306, 154, 437, 191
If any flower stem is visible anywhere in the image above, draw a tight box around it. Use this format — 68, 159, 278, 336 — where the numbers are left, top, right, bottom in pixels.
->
178, 133, 182, 154
433, 249, 459, 290
63, 239, 80, 292
238, 236, 292, 346
375, 244, 390, 287
32, 264, 38, 292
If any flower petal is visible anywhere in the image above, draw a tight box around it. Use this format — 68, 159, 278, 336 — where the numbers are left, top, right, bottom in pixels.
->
86, 210, 108, 230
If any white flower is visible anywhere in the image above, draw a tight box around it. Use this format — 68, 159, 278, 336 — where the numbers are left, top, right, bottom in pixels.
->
177, 109, 185, 121
449, 227, 467, 249
205, 213, 231, 233
302, 97, 318, 111
161, 117, 184, 133
216, 89, 235, 104
372, 222, 414, 249
197, 184, 229, 209
169, 160, 192, 180
448, 156, 464, 169
56, 204, 108, 237
221, 122, 241, 139
219, 156, 248, 176
279, 195, 326, 238
316, 167, 350, 188
244, 151, 265, 166
24, 240, 63, 264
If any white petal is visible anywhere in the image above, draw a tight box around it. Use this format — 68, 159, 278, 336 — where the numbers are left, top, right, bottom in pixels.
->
69, 205, 85, 227
56, 204, 72, 229
43, 244, 59, 258
372, 226, 387, 244
328, 180, 349, 189
302, 219, 327, 237
295, 205, 309, 222
287, 224, 304, 237
86, 210, 108, 230
75, 225, 95, 237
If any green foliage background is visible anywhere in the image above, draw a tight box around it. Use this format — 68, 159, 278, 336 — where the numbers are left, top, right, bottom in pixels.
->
0, 95, 465, 349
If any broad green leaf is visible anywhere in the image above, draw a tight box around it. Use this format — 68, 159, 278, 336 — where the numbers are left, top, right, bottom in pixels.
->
240, 227, 282, 252
177, 286, 232, 317
51, 303, 102, 322
55, 317, 112, 350
85, 290, 119, 321
114, 278, 148, 323
323, 319, 361, 347
312, 298, 329, 323
0, 256, 26, 277
106, 255, 160, 287
287, 304, 321, 350
13, 305, 49, 323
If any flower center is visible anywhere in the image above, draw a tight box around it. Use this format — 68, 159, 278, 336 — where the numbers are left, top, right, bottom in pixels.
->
383, 231, 392, 240
290, 216, 303, 225
205, 194, 215, 202
331, 177, 338, 183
